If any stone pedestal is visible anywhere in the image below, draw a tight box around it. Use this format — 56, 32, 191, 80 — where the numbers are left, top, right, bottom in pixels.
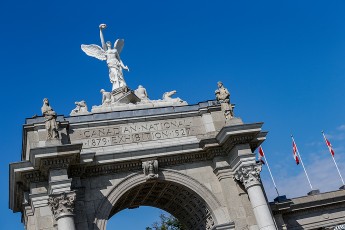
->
235, 164, 276, 230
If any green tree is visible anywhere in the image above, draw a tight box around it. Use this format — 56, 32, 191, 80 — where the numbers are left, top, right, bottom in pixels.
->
146, 213, 185, 230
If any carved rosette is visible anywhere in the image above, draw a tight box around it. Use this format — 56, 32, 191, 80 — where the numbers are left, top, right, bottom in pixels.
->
142, 160, 158, 180
48, 192, 76, 220
234, 164, 262, 189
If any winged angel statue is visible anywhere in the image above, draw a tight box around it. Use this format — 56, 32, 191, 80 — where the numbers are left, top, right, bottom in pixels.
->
81, 24, 129, 91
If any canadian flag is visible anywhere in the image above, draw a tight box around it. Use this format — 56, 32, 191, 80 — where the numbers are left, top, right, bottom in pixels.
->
258, 146, 265, 164
292, 140, 300, 165
323, 133, 335, 157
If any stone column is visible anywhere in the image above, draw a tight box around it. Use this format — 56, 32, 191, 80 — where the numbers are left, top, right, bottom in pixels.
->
234, 164, 276, 230
48, 192, 76, 230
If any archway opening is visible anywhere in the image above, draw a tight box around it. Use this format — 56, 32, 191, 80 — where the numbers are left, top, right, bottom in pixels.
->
107, 179, 215, 230
107, 206, 174, 229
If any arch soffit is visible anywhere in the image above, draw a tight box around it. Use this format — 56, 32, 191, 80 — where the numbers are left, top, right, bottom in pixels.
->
94, 169, 231, 229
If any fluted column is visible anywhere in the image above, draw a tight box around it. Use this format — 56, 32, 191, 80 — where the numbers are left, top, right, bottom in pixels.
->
234, 164, 276, 230
48, 192, 76, 230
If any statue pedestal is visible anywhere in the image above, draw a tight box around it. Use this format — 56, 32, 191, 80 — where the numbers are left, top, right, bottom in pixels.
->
91, 87, 141, 113
112, 87, 141, 104
45, 139, 61, 146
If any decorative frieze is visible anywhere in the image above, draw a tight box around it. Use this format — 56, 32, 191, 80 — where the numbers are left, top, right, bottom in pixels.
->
69, 161, 142, 178
22, 171, 45, 187
142, 160, 159, 180
38, 155, 79, 179
69, 149, 229, 179
41, 157, 74, 171
48, 192, 76, 219
234, 164, 262, 189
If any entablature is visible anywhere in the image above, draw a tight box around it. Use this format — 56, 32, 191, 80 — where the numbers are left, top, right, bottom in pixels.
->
11, 100, 267, 215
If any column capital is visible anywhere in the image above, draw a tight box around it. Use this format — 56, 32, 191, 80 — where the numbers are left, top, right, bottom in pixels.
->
48, 191, 76, 220
234, 164, 262, 189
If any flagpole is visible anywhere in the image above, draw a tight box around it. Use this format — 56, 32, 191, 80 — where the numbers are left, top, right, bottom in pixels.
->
265, 157, 280, 196
259, 146, 280, 196
322, 131, 345, 186
291, 135, 314, 190
331, 156, 345, 185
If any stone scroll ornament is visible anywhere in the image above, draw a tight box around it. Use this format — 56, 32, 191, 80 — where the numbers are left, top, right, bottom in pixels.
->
48, 192, 76, 219
215, 81, 234, 120
41, 98, 59, 140
142, 160, 159, 180
81, 24, 129, 91
234, 164, 262, 189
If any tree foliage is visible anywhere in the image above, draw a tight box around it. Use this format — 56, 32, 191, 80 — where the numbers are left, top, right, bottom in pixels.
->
146, 213, 185, 230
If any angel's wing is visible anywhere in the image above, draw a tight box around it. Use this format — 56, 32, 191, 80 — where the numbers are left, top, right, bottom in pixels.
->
81, 44, 106, 61
114, 39, 124, 54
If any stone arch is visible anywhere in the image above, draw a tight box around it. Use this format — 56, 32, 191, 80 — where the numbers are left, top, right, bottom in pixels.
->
94, 169, 232, 230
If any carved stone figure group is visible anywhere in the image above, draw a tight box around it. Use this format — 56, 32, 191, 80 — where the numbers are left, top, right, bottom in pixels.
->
80, 24, 188, 112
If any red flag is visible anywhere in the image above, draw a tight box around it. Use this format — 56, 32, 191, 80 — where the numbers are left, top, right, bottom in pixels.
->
258, 146, 265, 164
292, 140, 300, 165
259, 146, 265, 157
324, 136, 335, 157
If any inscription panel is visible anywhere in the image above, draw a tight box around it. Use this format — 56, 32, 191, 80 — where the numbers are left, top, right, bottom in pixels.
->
70, 118, 202, 148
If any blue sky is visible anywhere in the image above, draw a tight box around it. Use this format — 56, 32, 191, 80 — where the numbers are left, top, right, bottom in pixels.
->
1, 0, 345, 229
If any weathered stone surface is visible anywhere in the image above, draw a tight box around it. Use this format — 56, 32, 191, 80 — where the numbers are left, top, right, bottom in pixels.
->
10, 97, 345, 230
10, 100, 279, 230
48, 192, 76, 219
